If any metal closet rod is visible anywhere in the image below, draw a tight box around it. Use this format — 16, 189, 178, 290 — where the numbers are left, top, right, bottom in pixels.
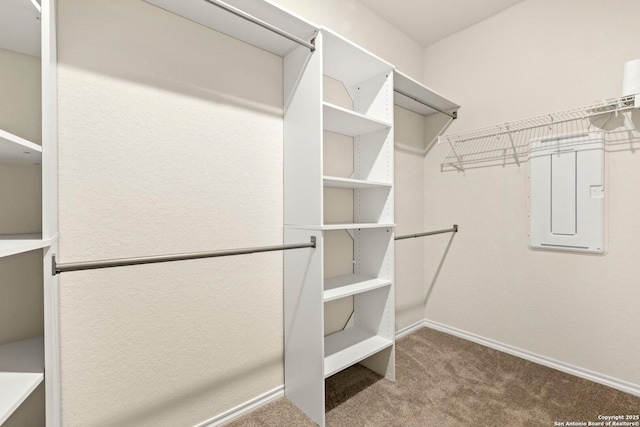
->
203, 0, 316, 52
52, 237, 316, 275
394, 88, 458, 119
395, 225, 458, 240
53, 225, 459, 274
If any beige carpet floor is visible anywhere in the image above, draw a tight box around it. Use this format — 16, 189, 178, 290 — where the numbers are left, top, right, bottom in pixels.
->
228, 327, 640, 426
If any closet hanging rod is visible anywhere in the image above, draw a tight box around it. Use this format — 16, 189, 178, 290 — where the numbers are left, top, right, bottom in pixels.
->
202, 0, 316, 52
52, 237, 316, 275
395, 225, 458, 240
394, 88, 458, 119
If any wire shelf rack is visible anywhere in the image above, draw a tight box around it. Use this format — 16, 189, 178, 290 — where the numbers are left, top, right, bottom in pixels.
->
438, 95, 638, 171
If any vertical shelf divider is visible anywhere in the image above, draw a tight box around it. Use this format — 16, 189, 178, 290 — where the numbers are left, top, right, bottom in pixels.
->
283, 32, 326, 427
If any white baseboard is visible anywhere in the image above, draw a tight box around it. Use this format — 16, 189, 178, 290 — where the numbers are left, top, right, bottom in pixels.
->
195, 385, 284, 427
196, 320, 639, 426
420, 319, 640, 397
396, 319, 428, 340
194, 324, 424, 427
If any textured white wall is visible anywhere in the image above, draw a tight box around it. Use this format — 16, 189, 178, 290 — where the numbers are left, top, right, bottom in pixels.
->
394, 106, 426, 330
57, 0, 283, 425
423, 0, 640, 386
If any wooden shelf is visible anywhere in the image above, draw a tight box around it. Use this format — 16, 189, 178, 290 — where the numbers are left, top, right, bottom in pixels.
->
0, 129, 42, 163
0, 337, 44, 425
323, 176, 391, 189
324, 274, 391, 302
322, 28, 393, 87
393, 70, 459, 116
144, 0, 318, 57
324, 327, 392, 378
323, 102, 391, 137
0, 235, 51, 258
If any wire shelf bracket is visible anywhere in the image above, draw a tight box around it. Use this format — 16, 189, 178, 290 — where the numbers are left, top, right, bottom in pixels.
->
505, 126, 520, 167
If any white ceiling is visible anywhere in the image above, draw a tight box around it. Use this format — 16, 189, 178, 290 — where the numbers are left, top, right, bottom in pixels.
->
359, 0, 525, 47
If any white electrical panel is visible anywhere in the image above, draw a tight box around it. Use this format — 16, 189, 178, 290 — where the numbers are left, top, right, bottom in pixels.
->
529, 132, 605, 253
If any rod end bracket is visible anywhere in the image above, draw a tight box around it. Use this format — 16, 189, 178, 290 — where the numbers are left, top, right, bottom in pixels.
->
52, 255, 59, 276
453, 224, 459, 233
310, 236, 317, 248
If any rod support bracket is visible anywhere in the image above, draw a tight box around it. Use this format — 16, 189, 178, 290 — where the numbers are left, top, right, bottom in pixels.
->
310, 236, 317, 248
452, 111, 458, 120
453, 224, 458, 233
52, 255, 59, 276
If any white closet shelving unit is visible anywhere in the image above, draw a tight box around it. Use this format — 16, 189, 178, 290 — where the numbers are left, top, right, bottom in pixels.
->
393, 70, 459, 117
284, 28, 395, 426
0, 0, 58, 425
145, 0, 319, 56
139, 2, 461, 427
